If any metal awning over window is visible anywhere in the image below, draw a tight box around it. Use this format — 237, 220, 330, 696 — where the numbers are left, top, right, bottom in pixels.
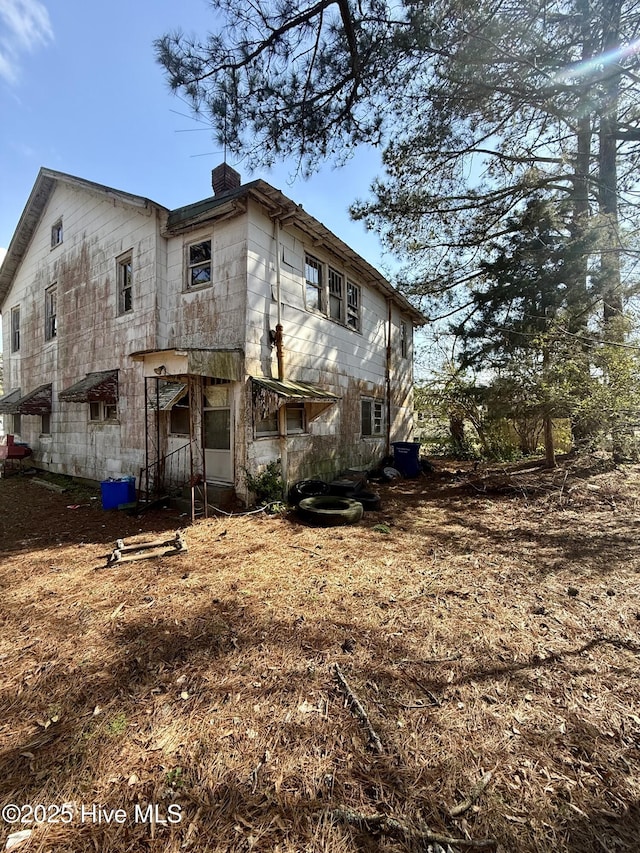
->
251, 376, 339, 422
59, 370, 118, 404
0, 388, 22, 414
14, 383, 52, 415
146, 381, 188, 411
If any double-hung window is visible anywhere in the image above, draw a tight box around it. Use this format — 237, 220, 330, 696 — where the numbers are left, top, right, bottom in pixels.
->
256, 404, 307, 437
305, 253, 362, 332
51, 218, 63, 248
10, 307, 20, 353
45, 285, 57, 341
400, 321, 409, 358
328, 267, 344, 321
347, 282, 361, 331
90, 401, 117, 422
117, 253, 133, 314
187, 239, 212, 288
305, 254, 323, 312
361, 399, 384, 437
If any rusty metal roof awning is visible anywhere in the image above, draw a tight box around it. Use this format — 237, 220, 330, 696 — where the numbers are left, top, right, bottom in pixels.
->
14, 383, 52, 415
0, 388, 22, 413
59, 370, 118, 403
147, 380, 188, 411
251, 376, 339, 422
251, 376, 339, 403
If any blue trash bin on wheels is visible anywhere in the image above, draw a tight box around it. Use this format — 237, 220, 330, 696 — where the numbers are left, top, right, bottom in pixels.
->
391, 441, 421, 477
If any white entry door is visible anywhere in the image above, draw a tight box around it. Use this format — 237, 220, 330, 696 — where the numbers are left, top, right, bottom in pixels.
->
204, 407, 233, 483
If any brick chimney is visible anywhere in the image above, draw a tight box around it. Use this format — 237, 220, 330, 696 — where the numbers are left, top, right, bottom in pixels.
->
212, 163, 241, 196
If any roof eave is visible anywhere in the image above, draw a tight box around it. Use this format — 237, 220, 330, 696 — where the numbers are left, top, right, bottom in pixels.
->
0, 168, 168, 307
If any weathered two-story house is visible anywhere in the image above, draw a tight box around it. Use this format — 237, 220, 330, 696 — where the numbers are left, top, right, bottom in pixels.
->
0, 165, 424, 504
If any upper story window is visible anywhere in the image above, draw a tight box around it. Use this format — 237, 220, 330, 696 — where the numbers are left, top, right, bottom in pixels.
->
305, 253, 362, 333
186, 239, 212, 289
400, 321, 408, 358
328, 267, 344, 321
304, 254, 323, 312
117, 252, 133, 314
45, 285, 57, 341
51, 218, 63, 248
10, 307, 20, 353
347, 282, 361, 332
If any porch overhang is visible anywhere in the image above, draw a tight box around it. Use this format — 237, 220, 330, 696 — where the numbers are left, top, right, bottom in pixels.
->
14, 383, 52, 415
59, 370, 118, 403
146, 380, 188, 411
0, 388, 22, 414
130, 348, 244, 382
251, 376, 340, 422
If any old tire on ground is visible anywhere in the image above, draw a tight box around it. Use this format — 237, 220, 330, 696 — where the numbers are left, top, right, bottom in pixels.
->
297, 496, 364, 526
288, 479, 330, 505
354, 490, 381, 511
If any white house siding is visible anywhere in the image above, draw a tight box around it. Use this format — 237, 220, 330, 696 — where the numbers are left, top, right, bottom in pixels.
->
2, 181, 162, 481
243, 201, 415, 484
161, 217, 248, 351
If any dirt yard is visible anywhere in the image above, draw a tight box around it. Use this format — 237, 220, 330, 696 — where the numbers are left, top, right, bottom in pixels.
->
0, 458, 639, 853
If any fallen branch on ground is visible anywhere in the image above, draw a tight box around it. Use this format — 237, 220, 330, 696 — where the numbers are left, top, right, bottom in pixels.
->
328, 807, 497, 850
450, 771, 493, 817
333, 663, 384, 754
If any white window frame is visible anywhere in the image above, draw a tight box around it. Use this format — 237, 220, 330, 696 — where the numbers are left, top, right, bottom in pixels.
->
10, 306, 20, 353
304, 254, 323, 313
304, 252, 362, 333
186, 238, 212, 289
255, 403, 308, 437
89, 401, 118, 422
400, 320, 409, 358
328, 267, 344, 322
51, 218, 63, 248
361, 398, 384, 437
347, 281, 361, 331
117, 252, 133, 314
45, 284, 57, 341
41, 413, 51, 435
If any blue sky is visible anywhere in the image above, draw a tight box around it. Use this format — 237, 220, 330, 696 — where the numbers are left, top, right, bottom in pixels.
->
0, 0, 391, 273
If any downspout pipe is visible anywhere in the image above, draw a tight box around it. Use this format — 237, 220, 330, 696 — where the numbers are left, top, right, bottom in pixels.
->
385, 297, 392, 458
274, 219, 288, 497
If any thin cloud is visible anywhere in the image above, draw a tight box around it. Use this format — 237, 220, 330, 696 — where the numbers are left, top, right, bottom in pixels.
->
0, 0, 53, 84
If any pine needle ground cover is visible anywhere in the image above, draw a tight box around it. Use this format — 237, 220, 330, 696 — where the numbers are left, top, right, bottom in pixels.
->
0, 459, 639, 853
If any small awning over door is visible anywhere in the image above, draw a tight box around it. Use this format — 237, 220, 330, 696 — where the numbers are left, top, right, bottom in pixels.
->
146, 380, 188, 411
59, 370, 118, 403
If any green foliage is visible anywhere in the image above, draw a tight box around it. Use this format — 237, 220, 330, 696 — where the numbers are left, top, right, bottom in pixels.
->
245, 460, 285, 507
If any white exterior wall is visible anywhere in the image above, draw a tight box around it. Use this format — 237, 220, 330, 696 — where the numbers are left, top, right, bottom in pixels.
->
161, 217, 247, 350
243, 201, 415, 484
2, 179, 417, 495
1, 182, 163, 481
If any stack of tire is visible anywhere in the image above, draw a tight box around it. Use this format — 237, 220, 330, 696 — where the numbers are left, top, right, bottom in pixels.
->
290, 477, 381, 526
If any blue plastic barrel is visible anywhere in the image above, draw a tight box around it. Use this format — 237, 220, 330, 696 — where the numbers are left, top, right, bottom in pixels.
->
100, 476, 136, 509
391, 441, 421, 477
